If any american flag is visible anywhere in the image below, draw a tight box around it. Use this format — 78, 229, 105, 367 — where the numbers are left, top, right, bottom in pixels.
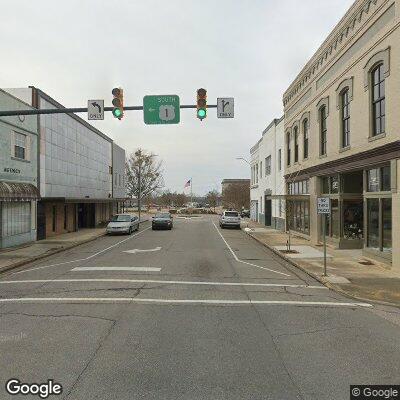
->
184, 179, 191, 188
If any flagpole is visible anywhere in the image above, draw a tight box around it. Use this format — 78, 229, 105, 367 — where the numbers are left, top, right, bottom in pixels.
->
190, 178, 193, 207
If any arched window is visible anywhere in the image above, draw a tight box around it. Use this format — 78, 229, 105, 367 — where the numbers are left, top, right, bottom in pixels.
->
286, 132, 291, 166
319, 106, 327, 156
294, 126, 299, 162
341, 89, 350, 148
372, 63, 385, 136
303, 119, 309, 159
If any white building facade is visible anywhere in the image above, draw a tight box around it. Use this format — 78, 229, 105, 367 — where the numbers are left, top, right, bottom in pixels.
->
250, 117, 285, 230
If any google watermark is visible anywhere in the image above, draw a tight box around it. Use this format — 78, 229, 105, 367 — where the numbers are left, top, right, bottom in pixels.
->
5, 379, 62, 399
351, 385, 400, 399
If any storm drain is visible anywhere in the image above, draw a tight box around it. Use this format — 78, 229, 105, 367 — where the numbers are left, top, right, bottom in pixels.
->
359, 260, 375, 266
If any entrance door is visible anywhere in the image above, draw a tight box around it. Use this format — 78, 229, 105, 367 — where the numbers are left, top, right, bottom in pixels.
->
37, 202, 46, 240
265, 199, 272, 226
78, 203, 95, 229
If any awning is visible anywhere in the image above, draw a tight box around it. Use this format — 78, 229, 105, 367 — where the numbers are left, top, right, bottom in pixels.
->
0, 181, 40, 201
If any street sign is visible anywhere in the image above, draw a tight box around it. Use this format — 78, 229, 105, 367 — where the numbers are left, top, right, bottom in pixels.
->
317, 197, 331, 214
143, 95, 180, 125
217, 97, 234, 118
87, 100, 104, 120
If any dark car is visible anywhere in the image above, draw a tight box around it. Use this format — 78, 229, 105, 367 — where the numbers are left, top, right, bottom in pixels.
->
240, 209, 250, 218
152, 212, 173, 230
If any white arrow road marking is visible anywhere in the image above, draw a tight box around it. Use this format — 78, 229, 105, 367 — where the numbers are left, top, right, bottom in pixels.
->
71, 267, 161, 272
0, 297, 372, 307
9, 226, 152, 276
123, 247, 162, 254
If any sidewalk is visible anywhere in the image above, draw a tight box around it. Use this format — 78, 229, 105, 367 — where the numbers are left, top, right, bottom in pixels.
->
0, 215, 150, 275
242, 219, 400, 307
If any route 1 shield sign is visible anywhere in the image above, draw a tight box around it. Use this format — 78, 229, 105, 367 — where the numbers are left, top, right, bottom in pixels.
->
143, 95, 180, 125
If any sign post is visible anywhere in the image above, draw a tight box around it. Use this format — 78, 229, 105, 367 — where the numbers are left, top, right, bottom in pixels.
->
317, 197, 331, 277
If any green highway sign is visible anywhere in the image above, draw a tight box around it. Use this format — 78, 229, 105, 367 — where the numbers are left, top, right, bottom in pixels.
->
143, 95, 180, 125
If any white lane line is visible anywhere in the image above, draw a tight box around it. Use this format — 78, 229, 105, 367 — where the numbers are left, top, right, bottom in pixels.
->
71, 267, 161, 272
212, 222, 291, 277
123, 247, 162, 254
9, 227, 152, 276
0, 279, 328, 289
0, 297, 372, 307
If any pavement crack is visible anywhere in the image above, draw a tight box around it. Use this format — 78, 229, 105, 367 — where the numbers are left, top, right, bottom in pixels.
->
274, 326, 359, 339
0, 312, 116, 324
64, 319, 117, 399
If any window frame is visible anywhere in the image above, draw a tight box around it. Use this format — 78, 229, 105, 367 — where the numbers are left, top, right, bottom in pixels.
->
303, 118, 309, 159
294, 126, 299, 163
371, 63, 385, 137
319, 106, 327, 156
340, 88, 350, 148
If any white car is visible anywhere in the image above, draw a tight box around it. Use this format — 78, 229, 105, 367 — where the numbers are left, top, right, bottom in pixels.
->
106, 214, 139, 235
219, 210, 241, 229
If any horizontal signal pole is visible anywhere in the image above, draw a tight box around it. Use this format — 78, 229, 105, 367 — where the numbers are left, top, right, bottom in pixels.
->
0, 104, 218, 117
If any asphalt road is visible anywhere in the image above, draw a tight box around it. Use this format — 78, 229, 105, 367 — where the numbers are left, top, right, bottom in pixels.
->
1, 215, 399, 400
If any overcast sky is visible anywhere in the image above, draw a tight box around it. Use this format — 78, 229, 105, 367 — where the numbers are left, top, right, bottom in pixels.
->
0, 0, 354, 195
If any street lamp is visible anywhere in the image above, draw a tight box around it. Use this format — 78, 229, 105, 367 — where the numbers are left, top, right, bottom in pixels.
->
236, 157, 250, 165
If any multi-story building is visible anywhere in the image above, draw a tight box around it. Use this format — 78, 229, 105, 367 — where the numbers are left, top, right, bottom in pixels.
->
0, 89, 39, 248
5, 87, 126, 239
250, 117, 285, 230
283, 0, 400, 270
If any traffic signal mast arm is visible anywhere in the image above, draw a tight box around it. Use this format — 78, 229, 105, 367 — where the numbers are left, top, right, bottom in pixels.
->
0, 104, 217, 117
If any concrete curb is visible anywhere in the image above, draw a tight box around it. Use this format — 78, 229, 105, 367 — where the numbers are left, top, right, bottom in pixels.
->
245, 231, 400, 309
0, 219, 150, 276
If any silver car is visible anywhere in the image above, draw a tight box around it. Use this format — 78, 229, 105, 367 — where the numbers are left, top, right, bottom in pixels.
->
106, 214, 139, 235
219, 210, 241, 229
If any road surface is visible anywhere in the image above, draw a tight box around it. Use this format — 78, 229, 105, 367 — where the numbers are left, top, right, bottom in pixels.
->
1, 215, 399, 399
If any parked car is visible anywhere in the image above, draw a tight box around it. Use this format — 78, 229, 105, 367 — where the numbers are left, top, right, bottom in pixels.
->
152, 212, 173, 230
219, 210, 241, 229
106, 214, 139, 235
241, 209, 250, 218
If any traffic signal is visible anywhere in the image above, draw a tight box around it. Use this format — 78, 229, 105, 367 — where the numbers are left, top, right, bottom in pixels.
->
112, 87, 124, 119
196, 88, 207, 120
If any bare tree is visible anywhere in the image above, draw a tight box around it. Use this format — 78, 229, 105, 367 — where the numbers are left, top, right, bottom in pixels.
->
126, 149, 164, 205
206, 189, 220, 211
222, 183, 250, 210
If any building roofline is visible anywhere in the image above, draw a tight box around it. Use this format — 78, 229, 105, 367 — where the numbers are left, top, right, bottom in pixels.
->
31, 86, 113, 144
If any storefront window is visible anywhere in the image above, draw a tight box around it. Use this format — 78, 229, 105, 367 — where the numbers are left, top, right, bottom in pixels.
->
342, 171, 363, 194
367, 199, 379, 250
330, 176, 339, 194
381, 166, 391, 191
368, 165, 390, 192
322, 177, 329, 194
1, 202, 31, 237
382, 199, 392, 252
343, 200, 363, 240
367, 169, 380, 192
331, 199, 339, 238
287, 200, 310, 235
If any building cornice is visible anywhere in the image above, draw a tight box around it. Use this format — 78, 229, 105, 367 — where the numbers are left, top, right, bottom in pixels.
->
283, 0, 387, 107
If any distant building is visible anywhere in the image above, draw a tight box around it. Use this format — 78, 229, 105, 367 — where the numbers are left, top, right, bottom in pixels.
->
0, 89, 39, 248
250, 117, 285, 230
5, 87, 126, 240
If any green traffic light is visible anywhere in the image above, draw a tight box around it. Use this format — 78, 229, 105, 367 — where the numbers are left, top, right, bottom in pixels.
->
197, 108, 206, 119
113, 108, 122, 118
